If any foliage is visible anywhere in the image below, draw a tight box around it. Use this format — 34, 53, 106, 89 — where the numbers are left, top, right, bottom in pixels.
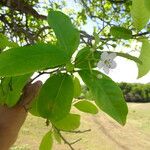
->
119, 82, 150, 102
82, 83, 150, 103
0, 0, 150, 149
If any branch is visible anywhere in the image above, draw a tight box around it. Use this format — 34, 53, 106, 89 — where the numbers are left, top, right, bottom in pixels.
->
56, 129, 75, 150
108, 0, 129, 4
53, 126, 87, 150
62, 129, 91, 134
70, 138, 82, 145
132, 31, 150, 37
0, 0, 47, 20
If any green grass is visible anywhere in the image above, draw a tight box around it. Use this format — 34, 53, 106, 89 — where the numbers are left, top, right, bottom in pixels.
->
12, 103, 150, 150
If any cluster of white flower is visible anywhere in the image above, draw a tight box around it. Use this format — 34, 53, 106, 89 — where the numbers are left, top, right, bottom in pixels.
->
97, 52, 117, 74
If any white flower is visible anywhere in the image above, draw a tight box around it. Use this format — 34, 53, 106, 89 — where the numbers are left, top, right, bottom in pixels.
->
97, 52, 117, 74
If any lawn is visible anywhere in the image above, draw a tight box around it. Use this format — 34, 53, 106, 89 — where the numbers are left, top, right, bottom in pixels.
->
11, 103, 150, 150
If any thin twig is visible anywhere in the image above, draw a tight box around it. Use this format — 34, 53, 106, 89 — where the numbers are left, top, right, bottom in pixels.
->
29, 69, 59, 83
62, 129, 91, 134
56, 129, 75, 150
70, 138, 82, 145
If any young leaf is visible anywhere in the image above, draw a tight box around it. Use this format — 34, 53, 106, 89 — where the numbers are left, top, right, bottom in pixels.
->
39, 131, 53, 150
0, 74, 31, 107
74, 100, 98, 114
131, 0, 150, 31
0, 43, 68, 77
37, 73, 74, 121
110, 26, 132, 39
79, 70, 128, 125
73, 77, 81, 98
138, 40, 150, 78
75, 47, 100, 69
48, 10, 80, 57
52, 113, 80, 131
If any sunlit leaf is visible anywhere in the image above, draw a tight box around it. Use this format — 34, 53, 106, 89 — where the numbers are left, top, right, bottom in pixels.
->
29, 98, 40, 117
138, 40, 150, 78
79, 70, 128, 125
40, 131, 53, 150
37, 73, 74, 121
144, 0, 150, 13
0, 43, 68, 77
116, 52, 142, 64
0, 74, 31, 107
0, 33, 18, 50
48, 10, 80, 57
74, 100, 98, 114
52, 113, 80, 131
73, 77, 81, 98
131, 0, 150, 31
110, 26, 132, 39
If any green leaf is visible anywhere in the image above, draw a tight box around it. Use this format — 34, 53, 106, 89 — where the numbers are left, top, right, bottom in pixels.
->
74, 100, 98, 114
131, 0, 150, 31
0, 78, 10, 105
37, 73, 74, 121
66, 62, 74, 72
48, 10, 80, 57
0, 74, 31, 107
0, 33, 18, 50
79, 70, 128, 125
144, 0, 150, 13
110, 26, 132, 39
138, 40, 150, 78
29, 98, 40, 117
52, 113, 80, 131
75, 47, 100, 69
0, 43, 69, 77
73, 77, 81, 98
53, 128, 61, 144
102, 51, 142, 64
39, 131, 53, 150
116, 52, 142, 64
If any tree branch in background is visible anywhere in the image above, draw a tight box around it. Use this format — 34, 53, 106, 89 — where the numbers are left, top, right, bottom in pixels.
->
0, 0, 47, 20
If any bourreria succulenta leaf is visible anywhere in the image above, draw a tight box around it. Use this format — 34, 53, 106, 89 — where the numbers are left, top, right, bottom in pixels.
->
73, 77, 81, 98
48, 10, 80, 57
37, 73, 74, 121
52, 113, 80, 131
79, 70, 128, 125
39, 131, 53, 150
138, 40, 150, 78
110, 26, 132, 39
74, 100, 98, 114
131, 0, 150, 31
0, 74, 31, 107
0, 43, 69, 77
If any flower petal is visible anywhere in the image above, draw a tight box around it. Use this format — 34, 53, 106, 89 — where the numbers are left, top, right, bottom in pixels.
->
103, 66, 109, 74
101, 52, 108, 60
110, 61, 117, 69
108, 53, 116, 60
97, 61, 104, 69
